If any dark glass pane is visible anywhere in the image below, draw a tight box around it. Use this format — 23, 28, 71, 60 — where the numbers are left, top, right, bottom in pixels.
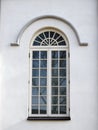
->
44, 32, 49, 38
52, 87, 58, 95
40, 69, 47, 77
33, 60, 39, 68
35, 36, 42, 42
52, 106, 58, 114
40, 78, 47, 86
32, 96, 38, 104
50, 31, 54, 38
52, 51, 58, 58
33, 51, 39, 59
60, 87, 66, 95
32, 106, 38, 114
59, 41, 66, 46
57, 36, 63, 42
32, 87, 39, 95
54, 33, 59, 39
52, 60, 58, 67
40, 106, 47, 114
32, 69, 39, 77
60, 69, 66, 77
40, 87, 47, 95
60, 78, 66, 86
60, 96, 66, 104
32, 78, 39, 86
40, 96, 47, 104
40, 51, 47, 59
52, 69, 58, 76
52, 96, 58, 104
39, 33, 44, 39
40, 60, 47, 67
60, 51, 66, 58
33, 41, 40, 46
60, 106, 66, 114
60, 60, 66, 67
52, 78, 58, 86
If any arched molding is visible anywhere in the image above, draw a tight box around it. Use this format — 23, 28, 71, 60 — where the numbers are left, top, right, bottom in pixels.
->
10, 15, 88, 46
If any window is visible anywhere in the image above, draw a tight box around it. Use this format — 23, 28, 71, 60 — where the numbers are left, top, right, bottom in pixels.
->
28, 28, 70, 120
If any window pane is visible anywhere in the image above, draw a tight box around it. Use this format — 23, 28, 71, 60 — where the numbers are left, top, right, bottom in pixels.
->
60, 78, 66, 86
40, 69, 47, 77
40, 51, 47, 59
60, 60, 66, 67
33, 41, 40, 46
35, 36, 42, 42
32, 69, 39, 77
32, 87, 39, 95
52, 87, 58, 95
32, 96, 38, 104
40, 60, 47, 68
40, 87, 47, 95
60, 51, 66, 58
52, 96, 58, 104
60, 96, 66, 104
40, 96, 47, 104
57, 36, 63, 42
40, 106, 47, 114
32, 106, 38, 114
60, 106, 66, 114
52, 51, 58, 58
52, 69, 58, 76
60, 69, 66, 77
32, 78, 39, 86
52, 78, 58, 86
40, 78, 47, 86
52, 106, 58, 114
33, 60, 39, 68
52, 60, 58, 67
33, 51, 39, 59
60, 87, 66, 95
58, 41, 66, 46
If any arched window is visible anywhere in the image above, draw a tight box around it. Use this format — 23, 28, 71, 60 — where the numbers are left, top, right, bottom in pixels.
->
28, 27, 70, 120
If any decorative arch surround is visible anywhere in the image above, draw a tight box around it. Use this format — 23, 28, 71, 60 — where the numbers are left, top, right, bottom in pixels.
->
10, 15, 88, 46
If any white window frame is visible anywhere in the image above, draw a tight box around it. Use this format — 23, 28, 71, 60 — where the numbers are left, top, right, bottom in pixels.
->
28, 28, 70, 120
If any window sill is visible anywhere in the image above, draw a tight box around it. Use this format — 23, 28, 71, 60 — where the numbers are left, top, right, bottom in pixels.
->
27, 116, 71, 121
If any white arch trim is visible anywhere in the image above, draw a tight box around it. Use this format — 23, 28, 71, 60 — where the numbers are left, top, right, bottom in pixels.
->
10, 15, 88, 46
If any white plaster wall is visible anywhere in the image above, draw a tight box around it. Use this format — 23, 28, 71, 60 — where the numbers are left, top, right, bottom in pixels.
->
0, 0, 98, 130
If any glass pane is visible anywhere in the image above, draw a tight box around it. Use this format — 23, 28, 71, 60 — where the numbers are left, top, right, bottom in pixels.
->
60, 78, 66, 86
52, 69, 58, 76
35, 36, 42, 42
54, 33, 59, 39
52, 96, 58, 104
52, 60, 58, 67
40, 106, 47, 114
33, 60, 39, 68
32, 106, 38, 114
60, 69, 66, 77
32, 78, 39, 86
33, 41, 40, 46
40, 60, 47, 67
32, 96, 38, 104
32, 69, 39, 77
40, 87, 47, 95
40, 96, 47, 104
60, 87, 66, 95
60, 51, 66, 58
59, 41, 66, 46
40, 78, 47, 86
60, 96, 66, 104
39, 33, 44, 39
40, 51, 47, 59
57, 36, 63, 42
32, 87, 39, 95
60, 60, 66, 67
50, 31, 54, 38
52, 51, 58, 58
52, 78, 58, 86
33, 51, 39, 59
60, 106, 66, 114
52, 106, 58, 114
44, 31, 49, 38
40, 69, 47, 77
52, 87, 58, 95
